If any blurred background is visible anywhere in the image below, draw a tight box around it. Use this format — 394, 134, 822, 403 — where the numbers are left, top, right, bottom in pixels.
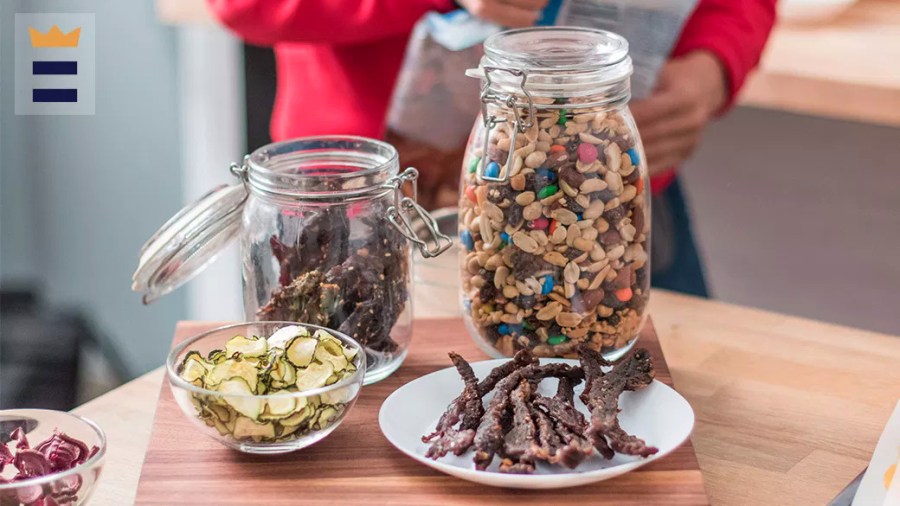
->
1, 0, 898, 409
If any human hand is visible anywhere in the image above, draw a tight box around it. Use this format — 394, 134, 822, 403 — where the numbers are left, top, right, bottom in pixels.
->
458, 0, 549, 27
630, 51, 728, 176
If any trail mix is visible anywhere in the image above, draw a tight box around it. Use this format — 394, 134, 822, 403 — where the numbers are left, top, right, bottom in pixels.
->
258, 202, 409, 353
423, 347, 657, 473
459, 104, 650, 357
178, 326, 360, 443
0, 428, 100, 505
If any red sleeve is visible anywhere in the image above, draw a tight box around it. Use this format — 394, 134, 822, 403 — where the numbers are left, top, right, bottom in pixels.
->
671, 0, 777, 111
206, 0, 456, 46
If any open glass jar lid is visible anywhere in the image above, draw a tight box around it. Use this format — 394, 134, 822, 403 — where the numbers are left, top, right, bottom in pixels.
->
131, 178, 246, 304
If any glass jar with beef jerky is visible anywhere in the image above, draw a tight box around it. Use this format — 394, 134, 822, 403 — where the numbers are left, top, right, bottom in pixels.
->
133, 136, 451, 384
459, 28, 650, 360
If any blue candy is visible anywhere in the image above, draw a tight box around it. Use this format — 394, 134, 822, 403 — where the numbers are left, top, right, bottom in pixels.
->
626, 148, 640, 166
461, 230, 475, 251
536, 168, 557, 182
500, 232, 510, 244
484, 161, 501, 179
498, 323, 510, 335
541, 275, 554, 295
576, 213, 583, 221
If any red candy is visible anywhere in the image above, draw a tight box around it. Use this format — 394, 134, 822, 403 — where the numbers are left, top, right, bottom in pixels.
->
577, 143, 598, 164
465, 185, 478, 204
548, 219, 559, 235
528, 217, 549, 230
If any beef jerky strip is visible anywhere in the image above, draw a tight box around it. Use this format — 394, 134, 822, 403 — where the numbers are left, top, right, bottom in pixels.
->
498, 379, 537, 474
583, 348, 658, 458
578, 345, 611, 404
477, 348, 537, 396
533, 377, 602, 465
424, 353, 483, 458
472, 363, 583, 470
423, 349, 533, 444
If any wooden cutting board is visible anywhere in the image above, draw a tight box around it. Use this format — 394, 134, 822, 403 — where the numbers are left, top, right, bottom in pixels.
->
136, 318, 708, 505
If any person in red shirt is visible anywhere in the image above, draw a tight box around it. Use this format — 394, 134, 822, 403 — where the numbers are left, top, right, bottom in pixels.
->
207, 0, 776, 297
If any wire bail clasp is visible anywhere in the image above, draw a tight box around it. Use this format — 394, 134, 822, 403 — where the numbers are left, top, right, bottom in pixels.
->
477, 66, 536, 183
384, 168, 452, 258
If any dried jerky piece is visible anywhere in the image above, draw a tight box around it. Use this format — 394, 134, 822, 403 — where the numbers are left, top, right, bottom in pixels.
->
476, 349, 536, 396
472, 363, 583, 470
500, 379, 537, 474
424, 350, 534, 459
581, 348, 658, 458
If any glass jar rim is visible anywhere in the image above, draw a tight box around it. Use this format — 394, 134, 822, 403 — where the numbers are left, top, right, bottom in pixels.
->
245, 135, 400, 199
472, 27, 633, 101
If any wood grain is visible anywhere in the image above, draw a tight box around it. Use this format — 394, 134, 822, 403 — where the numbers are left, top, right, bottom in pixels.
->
135, 318, 708, 505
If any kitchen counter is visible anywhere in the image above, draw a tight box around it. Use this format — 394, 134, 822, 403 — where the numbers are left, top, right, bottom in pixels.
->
75, 288, 900, 505
158, 0, 900, 127
740, 0, 900, 127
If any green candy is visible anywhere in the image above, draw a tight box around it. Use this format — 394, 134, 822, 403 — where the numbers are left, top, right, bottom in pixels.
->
547, 335, 568, 345
537, 184, 559, 199
558, 108, 568, 125
468, 156, 480, 174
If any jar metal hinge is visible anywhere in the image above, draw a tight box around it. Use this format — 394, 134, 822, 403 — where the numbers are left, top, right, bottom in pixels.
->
477, 67, 536, 183
384, 168, 452, 258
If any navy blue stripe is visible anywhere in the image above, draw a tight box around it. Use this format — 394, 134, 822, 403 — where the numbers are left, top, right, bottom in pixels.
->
33, 89, 77, 103
537, 0, 564, 25
33, 61, 77, 75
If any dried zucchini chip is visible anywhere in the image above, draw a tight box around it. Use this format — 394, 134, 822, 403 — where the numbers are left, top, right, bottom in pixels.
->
207, 349, 227, 364
207, 359, 259, 391
233, 416, 275, 440
207, 403, 233, 423
181, 357, 208, 385
279, 405, 314, 426
314, 340, 349, 372
216, 377, 262, 419
225, 335, 268, 358
319, 386, 353, 405
263, 395, 297, 418
314, 406, 339, 429
285, 337, 318, 368
296, 362, 334, 391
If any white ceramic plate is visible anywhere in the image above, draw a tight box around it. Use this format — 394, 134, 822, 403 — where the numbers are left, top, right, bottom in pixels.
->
379, 358, 694, 489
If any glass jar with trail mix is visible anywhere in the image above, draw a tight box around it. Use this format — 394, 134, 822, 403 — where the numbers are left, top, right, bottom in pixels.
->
133, 137, 451, 384
459, 28, 650, 359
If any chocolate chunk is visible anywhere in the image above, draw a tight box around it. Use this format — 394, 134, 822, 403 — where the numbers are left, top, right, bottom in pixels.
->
603, 205, 627, 224
506, 204, 524, 226
559, 165, 585, 188
599, 229, 621, 246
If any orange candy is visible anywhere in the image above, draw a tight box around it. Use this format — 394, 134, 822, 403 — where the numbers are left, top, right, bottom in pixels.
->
550, 144, 566, 154
635, 177, 644, 195
615, 287, 633, 302
465, 185, 478, 204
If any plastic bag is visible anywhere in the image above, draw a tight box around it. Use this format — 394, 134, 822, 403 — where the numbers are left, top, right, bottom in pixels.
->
385, 1, 698, 208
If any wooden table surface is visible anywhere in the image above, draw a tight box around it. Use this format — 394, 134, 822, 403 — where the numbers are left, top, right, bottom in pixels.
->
74, 289, 900, 505
136, 318, 706, 505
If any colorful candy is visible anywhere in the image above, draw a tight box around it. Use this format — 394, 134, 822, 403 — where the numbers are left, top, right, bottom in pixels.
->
577, 143, 598, 164
541, 275, 554, 295
465, 185, 477, 203
484, 161, 500, 179
468, 156, 480, 174
537, 184, 559, 199
461, 230, 475, 251
626, 148, 640, 166
528, 217, 549, 230
547, 335, 568, 345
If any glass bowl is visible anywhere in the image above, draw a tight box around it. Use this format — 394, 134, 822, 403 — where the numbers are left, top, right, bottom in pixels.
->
0, 409, 106, 506
166, 321, 366, 454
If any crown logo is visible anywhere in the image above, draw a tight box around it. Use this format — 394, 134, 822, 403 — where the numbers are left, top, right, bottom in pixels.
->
29, 25, 81, 48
